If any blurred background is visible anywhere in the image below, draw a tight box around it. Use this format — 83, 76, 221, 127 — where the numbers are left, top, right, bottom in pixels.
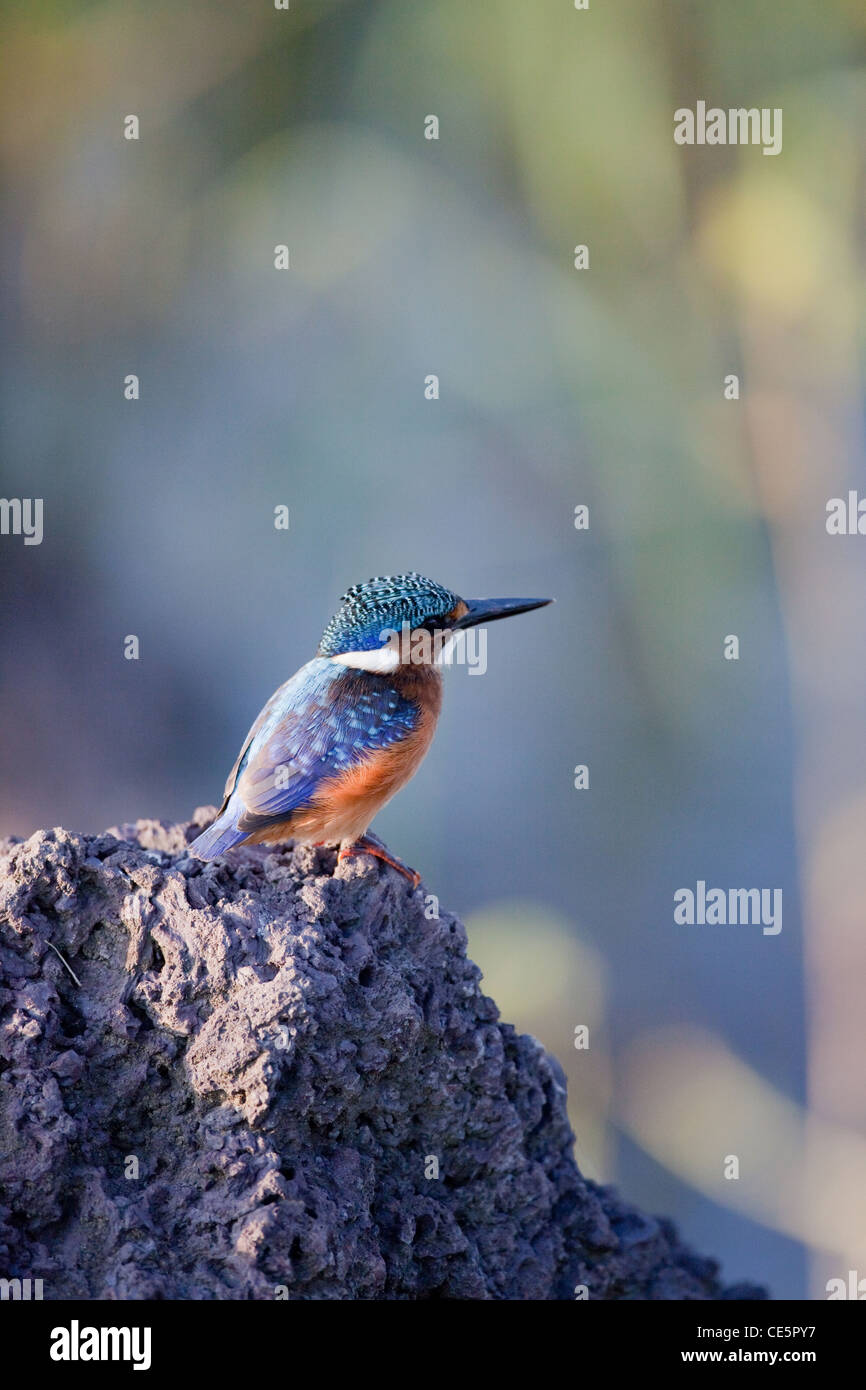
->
2, 0, 866, 1300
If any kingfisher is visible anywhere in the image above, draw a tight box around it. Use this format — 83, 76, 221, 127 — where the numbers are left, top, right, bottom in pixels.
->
188, 573, 552, 885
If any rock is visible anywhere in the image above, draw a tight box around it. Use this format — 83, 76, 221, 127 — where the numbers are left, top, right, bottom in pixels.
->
0, 816, 767, 1300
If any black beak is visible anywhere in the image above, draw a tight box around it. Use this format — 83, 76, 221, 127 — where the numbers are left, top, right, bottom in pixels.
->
454, 596, 554, 629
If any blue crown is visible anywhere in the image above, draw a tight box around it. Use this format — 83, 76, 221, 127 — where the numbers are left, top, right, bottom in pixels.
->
318, 573, 460, 656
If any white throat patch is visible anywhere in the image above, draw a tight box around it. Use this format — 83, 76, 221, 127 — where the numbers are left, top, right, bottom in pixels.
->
329, 646, 401, 674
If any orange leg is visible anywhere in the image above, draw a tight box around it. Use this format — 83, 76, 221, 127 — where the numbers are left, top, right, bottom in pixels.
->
337, 834, 421, 889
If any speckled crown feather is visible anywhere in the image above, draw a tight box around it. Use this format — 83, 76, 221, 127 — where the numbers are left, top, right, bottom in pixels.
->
317, 573, 460, 656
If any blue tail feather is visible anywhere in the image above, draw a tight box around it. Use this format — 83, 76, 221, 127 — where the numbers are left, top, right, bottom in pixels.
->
187, 816, 247, 860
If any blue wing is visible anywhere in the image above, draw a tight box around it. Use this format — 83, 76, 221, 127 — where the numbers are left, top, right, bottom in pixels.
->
208, 658, 420, 843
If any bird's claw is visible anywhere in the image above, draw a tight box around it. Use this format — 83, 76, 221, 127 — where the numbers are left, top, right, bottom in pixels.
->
337, 835, 421, 889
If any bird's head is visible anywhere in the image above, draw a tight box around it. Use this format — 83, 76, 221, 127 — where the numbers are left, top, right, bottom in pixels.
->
317, 572, 552, 672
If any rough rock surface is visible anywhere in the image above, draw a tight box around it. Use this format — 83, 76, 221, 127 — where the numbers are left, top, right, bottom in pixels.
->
0, 815, 766, 1300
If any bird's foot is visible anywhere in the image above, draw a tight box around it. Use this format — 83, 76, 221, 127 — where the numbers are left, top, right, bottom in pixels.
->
337, 834, 421, 889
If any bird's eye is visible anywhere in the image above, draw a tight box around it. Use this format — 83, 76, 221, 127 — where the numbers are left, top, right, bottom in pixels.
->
420, 615, 449, 634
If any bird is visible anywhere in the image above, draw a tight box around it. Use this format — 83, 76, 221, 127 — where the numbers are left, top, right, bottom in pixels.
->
188, 573, 553, 885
